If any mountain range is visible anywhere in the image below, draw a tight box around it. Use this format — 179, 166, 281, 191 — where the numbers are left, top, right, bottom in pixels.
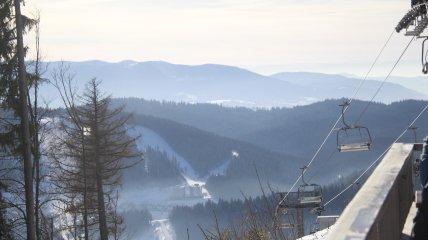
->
40, 60, 427, 108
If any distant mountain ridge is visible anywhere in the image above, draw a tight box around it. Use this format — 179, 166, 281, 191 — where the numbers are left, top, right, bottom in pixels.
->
40, 60, 427, 108
270, 72, 426, 103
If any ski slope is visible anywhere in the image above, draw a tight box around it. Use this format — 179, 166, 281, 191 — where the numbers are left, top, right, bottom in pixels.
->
127, 125, 200, 180
124, 125, 219, 240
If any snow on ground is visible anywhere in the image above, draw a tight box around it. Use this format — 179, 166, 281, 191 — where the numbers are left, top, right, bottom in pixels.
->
151, 219, 176, 240
297, 228, 331, 240
208, 158, 231, 177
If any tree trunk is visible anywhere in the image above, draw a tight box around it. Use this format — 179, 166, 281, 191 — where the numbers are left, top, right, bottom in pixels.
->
92, 86, 109, 240
82, 132, 89, 240
95, 168, 108, 240
13, 1, 36, 240
34, 146, 41, 240
34, 20, 42, 240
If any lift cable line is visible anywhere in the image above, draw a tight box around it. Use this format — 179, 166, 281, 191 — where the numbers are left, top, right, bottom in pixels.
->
276, 29, 395, 211
355, 36, 416, 125
324, 102, 428, 207
324, 35, 416, 207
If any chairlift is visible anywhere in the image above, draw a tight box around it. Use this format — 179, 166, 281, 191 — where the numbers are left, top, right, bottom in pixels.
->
396, 1, 428, 74
298, 166, 323, 207
336, 101, 372, 153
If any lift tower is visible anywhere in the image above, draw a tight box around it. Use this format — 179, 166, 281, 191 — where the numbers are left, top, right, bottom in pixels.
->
276, 167, 323, 238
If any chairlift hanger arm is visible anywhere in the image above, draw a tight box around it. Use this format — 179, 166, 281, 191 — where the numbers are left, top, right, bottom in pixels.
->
300, 166, 309, 186
339, 101, 351, 129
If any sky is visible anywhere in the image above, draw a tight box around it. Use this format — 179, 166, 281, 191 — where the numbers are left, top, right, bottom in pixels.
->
23, 0, 427, 76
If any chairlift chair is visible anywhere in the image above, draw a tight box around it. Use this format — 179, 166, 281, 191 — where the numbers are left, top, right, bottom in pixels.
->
298, 184, 323, 206
297, 167, 323, 207
336, 101, 373, 153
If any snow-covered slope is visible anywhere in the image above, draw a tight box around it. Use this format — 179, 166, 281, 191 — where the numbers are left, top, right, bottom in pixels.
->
128, 125, 200, 180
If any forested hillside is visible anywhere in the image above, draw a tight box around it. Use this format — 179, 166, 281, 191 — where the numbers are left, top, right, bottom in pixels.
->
128, 114, 303, 186
123, 146, 183, 187
170, 172, 365, 240
119, 98, 428, 189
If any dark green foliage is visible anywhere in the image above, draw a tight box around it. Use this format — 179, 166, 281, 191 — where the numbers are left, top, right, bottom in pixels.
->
0, 0, 37, 154
0, 0, 21, 155
170, 199, 250, 240
113, 97, 273, 138
0, 186, 14, 240
145, 147, 182, 180
123, 146, 183, 187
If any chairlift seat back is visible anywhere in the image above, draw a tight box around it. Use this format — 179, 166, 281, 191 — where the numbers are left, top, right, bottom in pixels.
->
336, 126, 372, 153
298, 184, 323, 207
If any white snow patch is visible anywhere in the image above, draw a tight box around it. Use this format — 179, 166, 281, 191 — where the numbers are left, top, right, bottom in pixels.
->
177, 92, 198, 103
151, 219, 176, 240
297, 228, 331, 240
208, 99, 257, 106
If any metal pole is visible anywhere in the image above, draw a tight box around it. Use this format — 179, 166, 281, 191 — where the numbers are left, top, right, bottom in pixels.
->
296, 208, 304, 238
409, 126, 418, 143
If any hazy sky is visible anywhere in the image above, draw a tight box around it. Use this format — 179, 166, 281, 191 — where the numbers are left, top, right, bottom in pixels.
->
24, 0, 425, 75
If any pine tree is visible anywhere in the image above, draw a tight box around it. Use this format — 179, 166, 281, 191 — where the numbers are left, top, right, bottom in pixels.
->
0, 0, 20, 153
0, 1, 37, 239
0, 184, 14, 240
